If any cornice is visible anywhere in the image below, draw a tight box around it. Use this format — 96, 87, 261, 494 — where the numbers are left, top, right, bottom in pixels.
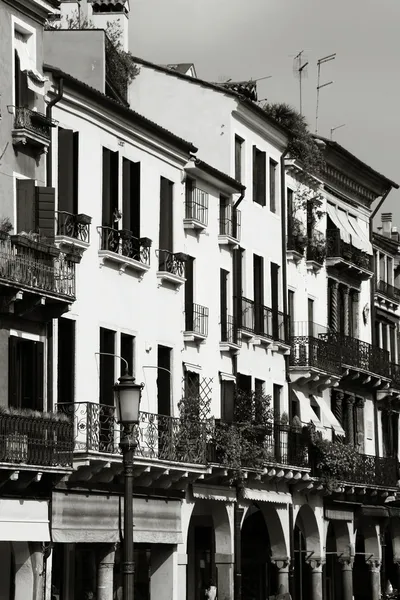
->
321, 163, 377, 207
232, 106, 288, 153
3, 0, 60, 23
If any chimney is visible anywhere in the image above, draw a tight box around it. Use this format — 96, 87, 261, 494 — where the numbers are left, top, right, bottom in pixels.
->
392, 226, 399, 242
88, 0, 130, 52
381, 213, 393, 238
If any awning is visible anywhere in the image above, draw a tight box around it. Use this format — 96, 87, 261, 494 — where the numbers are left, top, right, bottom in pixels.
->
219, 371, 236, 382
325, 507, 354, 521
327, 203, 350, 244
292, 390, 319, 426
359, 505, 389, 519
241, 488, 292, 504
326, 203, 372, 254
184, 362, 202, 374
15, 33, 47, 96
348, 214, 372, 254
52, 492, 182, 544
311, 395, 345, 436
193, 484, 237, 502
0, 498, 50, 541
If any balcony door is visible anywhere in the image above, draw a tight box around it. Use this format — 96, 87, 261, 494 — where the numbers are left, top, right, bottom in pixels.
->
253, 254, 264, 335
220, 269, 228, 341
270, 262, 280, 339
185, 257, 195, 331
122, 158, 140, 239
159, 177, 174, 269
9, 336, 44, 411
99, 328, 115, 452
102, 148, 119, 228
58, 128, 79, 216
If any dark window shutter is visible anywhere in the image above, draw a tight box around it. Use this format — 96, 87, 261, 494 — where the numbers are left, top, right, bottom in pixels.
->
122, 157, 131, 231
58, 319, 75, 405
233, 248, 243, 328
235, 137, 242, 183
99, 327, 115, 407
58, 128, 74, 213
259, 152, 266, 206
16, 179, 36, 233
15, 51, 22, 107
221, 380, 235, 423
159, 177, 173, 252
110, 150, 119, 221
73, 132, 79, 214
271, 262, 279, 338
102, 148, 111, 226
36, 187, 55, 243
8, 336, 19, 409
269, 159, 276, 212
220, 269, 228, 340
34, 341, 44, 411
185, 257, 194, 330
252, 145, 257, 203
122, 159, 141, 238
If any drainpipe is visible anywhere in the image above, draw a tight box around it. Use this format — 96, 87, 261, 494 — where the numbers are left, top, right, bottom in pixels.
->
46, 76, 64, 187
233, 189, 245, 210
280, 148, 291, 419
289, 503, 295, 600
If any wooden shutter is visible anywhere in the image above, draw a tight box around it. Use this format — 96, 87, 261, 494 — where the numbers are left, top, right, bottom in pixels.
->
220, 269, 228, 340
16, 179, 36, 233
269, 159, 276, 212
159, 177, 173, 251
102, 148, 111, 226
8, 336, 19, 409
58, 318, 75, 405
354, 399, 365, 453
271, 262, 279, 338
122, 157, 131, 231
34, 341, 44, 411
235, 136, 242, 182
252, 146, 257, 203
259, 152, 266, 206
99, 327, 115, 407
185, 257, 194, 330
221, 380, 235, 423
233, 248, 243, 328
122, 159, 141, 238
157, 345, 171, 417
58, 128, 74, 213
253, 254, 264, 334
110, 150, 119, 222
36, 186, 55, 243
73, 132, 79, 214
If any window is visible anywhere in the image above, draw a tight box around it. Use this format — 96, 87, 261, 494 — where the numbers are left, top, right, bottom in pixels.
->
273, 384, 282, 421
287, 188, 294, 231
58, 318, 75, 405
99, 327, 115, 406
9, 336, 44, 410
58, 128, 79, 215
120, 332, 134, 376
252, 146, 266, 206
288, 290, 295, 337
270, 262, 280, 339
102, 148, 119, 227
387, 257, 394, 286
17, 179, 55, 243
235, 135, 244, 182
184, 370, 200, 415
159, 177, 174, 268
306, 199, 314, 239
221, 380, 235, 423
254, 378, 265, 423
269, 159, 278, 213
220, 269, 229, 341
253, 254, 264, 333
122, 158, 141, 238
308, 298, 314, 337
185, 257, 195, 331
157, 345, 171, 416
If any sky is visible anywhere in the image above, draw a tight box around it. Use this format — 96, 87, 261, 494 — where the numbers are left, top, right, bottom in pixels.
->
130, 0, 400, 225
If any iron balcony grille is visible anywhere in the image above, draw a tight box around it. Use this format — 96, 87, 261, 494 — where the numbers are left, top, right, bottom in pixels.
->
57, 403, 208, 465
221, 314, 242, 346
391, 363, 400, 389
219, 205, 241, 240
185, 187, 209, 226
376, 279, 400, 303
99, 226, 151, 265
289, 321, 342, 375
13, 107, 54, 140
157, 249, 186, 277
0, 234, 76, 298
56, 211, 91, 243
185, 303, 209, 337
326, 229, 371, 271
0, 412, 73, 468
327, 332, 390, 378
241, 297, 287, 343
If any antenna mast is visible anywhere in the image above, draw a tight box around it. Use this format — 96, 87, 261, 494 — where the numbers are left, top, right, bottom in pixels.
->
315, 53, 336, 134
330, 124, 346, 140
293, 51, 309, 115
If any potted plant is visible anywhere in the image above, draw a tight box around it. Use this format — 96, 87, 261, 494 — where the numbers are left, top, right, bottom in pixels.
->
0, 217, 12, 241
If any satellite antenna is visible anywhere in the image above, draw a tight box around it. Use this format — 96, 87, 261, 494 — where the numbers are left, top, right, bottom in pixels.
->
293, 51, 309, 115
330, 124, 346, 140
315, 53, 336, 134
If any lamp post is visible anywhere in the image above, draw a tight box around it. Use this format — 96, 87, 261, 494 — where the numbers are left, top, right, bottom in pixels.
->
114, 373, 144, 600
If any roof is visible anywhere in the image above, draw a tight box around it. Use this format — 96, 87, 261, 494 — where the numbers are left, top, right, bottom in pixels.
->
44, 65, 198, 155
163, 63, 196, 76
130, 55, 289, 138
372, 230, 400, 254
193, 158, 245, 193
315, 135, 399, 191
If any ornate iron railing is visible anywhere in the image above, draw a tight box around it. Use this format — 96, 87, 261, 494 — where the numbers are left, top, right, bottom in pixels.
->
221, 314, 242, 346
185, 302, 209, 337
56, 212, 91, 243
287, 216, 306, 255
0, 234, 76, 298
326, 333, 390, 378
156, 249, 186, 277
289, 321, 341, 375
376, 279, 400, 303
391, 363, 400, 389
99, 226, 151, 266
306, 230, 326, 265
241, 297, 287, 343
185, 186, 209, 226
326, 229, 371, 271
13, 107, 53, 140
219, 205, 241, 240
0, 412, 73, 468
56, 403, 209, 465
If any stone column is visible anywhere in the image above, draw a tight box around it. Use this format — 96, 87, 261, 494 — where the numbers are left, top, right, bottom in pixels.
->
333, 391, 344, 429
306, 559, 324, 600
343, 286, 350, 335
150, 545, 176, 600
330, 280, 339, 332
345, 395, 355, 446
338, 557, 353, 600
271, 558, 290, 594
177, 553, 187, 600
97, 544, 116, 600
367, 559, 381, 600
215, 553, 234, 600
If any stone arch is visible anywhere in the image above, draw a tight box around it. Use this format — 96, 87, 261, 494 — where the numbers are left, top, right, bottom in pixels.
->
325, 520, 352, 555
295, 503, 322, 558
357, 523, 380, 559
257, 503, 288, 559
390, 517, 400, 562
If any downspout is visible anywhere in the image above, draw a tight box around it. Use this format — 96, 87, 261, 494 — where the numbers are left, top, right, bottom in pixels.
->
46, 76, 64, 187
370, 187, 391, 458
280, 148, 291, 416
289, 503, 295, 600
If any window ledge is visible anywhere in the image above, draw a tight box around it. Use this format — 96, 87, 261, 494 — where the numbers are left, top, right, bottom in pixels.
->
99, 250, 150, 276
271, 341, 291, 355
12, 128, 50, 154
306, 259, 323, 274
56, 235, 90, 252
156, 271, 186, 287
218, 234, 239, 248
287, 250, 303, 265
183, 218, 207, 231
219, 341, 241, 354
183, 331, 207, 345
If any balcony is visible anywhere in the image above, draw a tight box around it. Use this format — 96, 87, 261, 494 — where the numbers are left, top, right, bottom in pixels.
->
184, 187, 209, 230
241, 297, 288, 351
306, 231, 326, 273
184, 302, 209, 343
326, 229, 372, 279
98, 226, 151, 276
0, 233, 76, 316
0, 409, 73, 475
57, 402, 209, 486
12, 107, 55, 153
56, 211, 91, 251
156, 249, 187, 287
289, 322, 342, 389
219, 206, 241, 246
375, 279, 400, 307
287, 217, 306, 264
220, 315, 242, 352
336, 333, 390, 381
391, 363, 400, 390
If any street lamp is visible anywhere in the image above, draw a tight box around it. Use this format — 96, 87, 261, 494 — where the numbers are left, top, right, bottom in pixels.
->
114, 373, 144, 600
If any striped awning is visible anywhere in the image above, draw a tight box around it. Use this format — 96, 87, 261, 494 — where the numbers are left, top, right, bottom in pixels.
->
0, 498, 50, 541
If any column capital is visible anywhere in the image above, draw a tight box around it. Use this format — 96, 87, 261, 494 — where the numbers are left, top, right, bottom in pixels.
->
345, 394, 356, 406
306, 558, 324, 572
338, 556, 354, 570
335, 390, 345, 402
366, 558, 381, 573
355, 397, 365, 408
271, 558, 290, 571
331, 280, 339, 290
343, 285, 350, 296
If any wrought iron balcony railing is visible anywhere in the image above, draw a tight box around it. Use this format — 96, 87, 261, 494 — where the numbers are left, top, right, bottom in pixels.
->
290, 322, 342, 375
185, 303, 209, 337
391, 363, 400, 389
219, 205, 241, 241
241, 297, 287, 343
57, 403, 208, 465
376, 279, 400, 303
330, 333, 390, 378
221, 314, 242, 346
99, 226, 151, 266
0, 411, 73, 468
13, 107, 54, 141
326, 229, 371, 271
0, 234, 76, 298
306, 230, 326, 265
56, 211, 91, 244
157, 249, 187, 277
185, 186, 209, 226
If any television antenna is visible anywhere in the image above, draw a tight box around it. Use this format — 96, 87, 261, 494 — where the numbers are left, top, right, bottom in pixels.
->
330, 123, 346, 140
315, 53, 336, 134
293, 51, 308, 115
